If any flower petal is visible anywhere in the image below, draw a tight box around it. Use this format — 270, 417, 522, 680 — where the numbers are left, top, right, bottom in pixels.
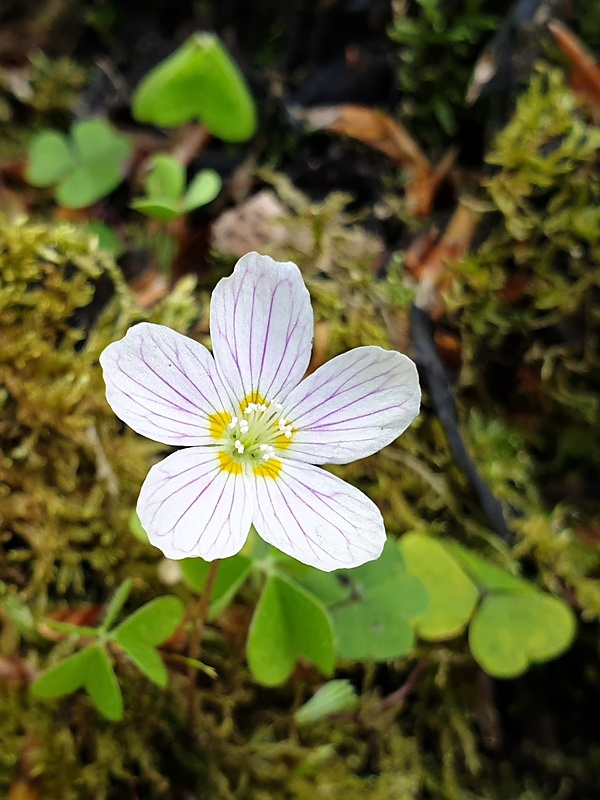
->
210, 252, 313, 403
137, 448, 252, 560
281, 346, 420, 464
100, 322, 233, 446
251, 459, 385, 571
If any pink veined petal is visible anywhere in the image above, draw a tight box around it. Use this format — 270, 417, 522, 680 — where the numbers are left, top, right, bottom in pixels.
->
210, 252, 313, 403
100, 322, 233, 446
137, 448, 253, 560
281, 346, 421, 465
251, 459, 385, 571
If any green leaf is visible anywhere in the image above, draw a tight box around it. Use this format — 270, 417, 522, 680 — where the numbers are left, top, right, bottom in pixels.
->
445, 542, 529, 592
295, 679, 359, 725
44, 619, 99, 638
29, 118, 132, 208
295, 569, 352, 607
247, 574, 335, 686
181, 169, 221, 211
114, 638, 167, 686
146, 154, 185, 200
180, 554, 251, 619
469, 591, 577, 678
111, 596, 184, 686
132, 32, 257, 142
129, 510, 149, 543
65, 119, 131, 207
56, 160, 125, 209
399, 533, 478, 639
32, 644, 123, 721
130, 197, 182, 221
84, 645, 123, 721
331, 541, 428, 661
112, 596, 184, 645
27, 130, 74, 186
101, 579, 133, 632
88, 221, 124, 256
32, 647, 96, 698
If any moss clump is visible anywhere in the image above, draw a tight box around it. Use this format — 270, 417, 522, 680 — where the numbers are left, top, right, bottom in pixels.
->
0, 215, 199, 606
446, 66, 600, 614
0, 214, 203, 794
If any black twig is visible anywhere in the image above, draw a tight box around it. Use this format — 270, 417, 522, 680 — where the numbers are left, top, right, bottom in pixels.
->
410, 305, 512, 542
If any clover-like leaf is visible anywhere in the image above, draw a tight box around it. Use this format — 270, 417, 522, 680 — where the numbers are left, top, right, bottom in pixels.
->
469, 591, 577, 678
112, 596, 184, 644
27, 130, 74, 186
32, 644, 123, 721
180, 554, 252, 619
88, 221, 124, 256
83, 645, 124, 721
146, 154, 185, 200
445, 542, 528, 592
399, 533, 478, 640
32, 646, 96, 698
181, 169, 221, 211
27, 118, 131, 208
130, 197, 181, 222
247, 574, 335, 686
132, 158, 221, 221
132, 32, 257, 142
101, 578, 133, 632
111, 596, 184, 686
331, 541, 428, 661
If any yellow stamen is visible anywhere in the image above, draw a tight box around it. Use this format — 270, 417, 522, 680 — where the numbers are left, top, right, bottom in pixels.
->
208, 411, 232, 440
240, 391, 266, 412
275, 433, 294, 449
254, 459, 282, 479
218, 451, 243, 475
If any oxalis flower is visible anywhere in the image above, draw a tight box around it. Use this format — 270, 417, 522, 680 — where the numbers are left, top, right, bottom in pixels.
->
100, 253, 420, 571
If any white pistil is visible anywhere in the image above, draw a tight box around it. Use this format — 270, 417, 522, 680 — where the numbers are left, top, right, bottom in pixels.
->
224, 397, 293, 463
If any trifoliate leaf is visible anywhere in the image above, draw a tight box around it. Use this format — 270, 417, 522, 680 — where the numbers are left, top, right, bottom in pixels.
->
27, 118, 132, 208
247, 574, 335, 686
181, 169, 221, 211
101, 579, 133, 631
112, 596, 184, 645
146, 154, 185, 200
27, 130, 74, 185
399, 533, 478, 639
469, 591, 577, 678
331, 541, 428, 661
32, 647, 96, 699
84, 645, 124, 720
444, 541, 528, 592
32, 644, 123, 721
132, 32, 257, 142
130, 197, 181, 221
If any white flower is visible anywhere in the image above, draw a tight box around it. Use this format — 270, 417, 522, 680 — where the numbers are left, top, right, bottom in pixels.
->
100, 253, 420, 571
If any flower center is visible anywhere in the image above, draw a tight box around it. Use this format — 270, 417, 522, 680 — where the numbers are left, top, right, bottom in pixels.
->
208, 393, 295, 477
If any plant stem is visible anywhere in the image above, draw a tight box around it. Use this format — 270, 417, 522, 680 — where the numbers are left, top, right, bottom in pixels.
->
187, 558, 220, 727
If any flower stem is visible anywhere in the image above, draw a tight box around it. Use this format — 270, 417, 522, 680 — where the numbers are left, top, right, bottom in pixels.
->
187, 558, 220, 727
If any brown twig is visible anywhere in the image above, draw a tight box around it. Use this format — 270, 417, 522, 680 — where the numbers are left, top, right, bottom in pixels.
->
187, 558, 221, 727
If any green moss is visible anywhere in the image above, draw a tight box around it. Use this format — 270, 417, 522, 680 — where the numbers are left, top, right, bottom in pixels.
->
443, 67, 600, 618
388, 0, 501, 150
0, 215, 201, 607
